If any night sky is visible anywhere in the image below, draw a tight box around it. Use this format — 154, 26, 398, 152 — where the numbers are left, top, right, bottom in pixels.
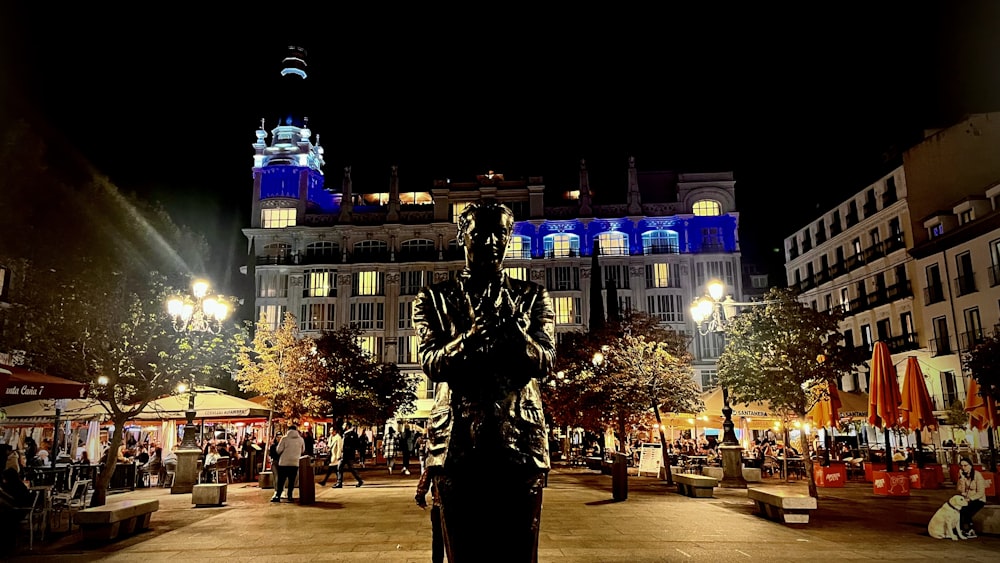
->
3, 3, 999, 294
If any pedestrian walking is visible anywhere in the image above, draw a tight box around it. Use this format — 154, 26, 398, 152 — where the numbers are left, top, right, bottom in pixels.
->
384, 427, 398, 474
271, 424, 305, 503
337, 422, 364, 488
319, 426, 342, 486
400, 424, 413, 476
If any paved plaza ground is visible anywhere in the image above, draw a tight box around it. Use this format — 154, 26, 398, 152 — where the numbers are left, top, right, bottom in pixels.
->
9, 465, 999, 562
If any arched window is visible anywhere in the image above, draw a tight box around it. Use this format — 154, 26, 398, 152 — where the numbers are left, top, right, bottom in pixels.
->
693, 199, 721, 216
596, 231, 628, 256
543, 233, 580, 258
400, 238, 436, 261
353, 240, 388, 252
506, 235, 531, 260
306, 241, 340, 259
263, 243, 291, 258
642, 230, 680, 254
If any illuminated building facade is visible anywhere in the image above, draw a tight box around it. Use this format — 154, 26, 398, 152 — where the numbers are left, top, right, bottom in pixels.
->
244, 48, 745, 418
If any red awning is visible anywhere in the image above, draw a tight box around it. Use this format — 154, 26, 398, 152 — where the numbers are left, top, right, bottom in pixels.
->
1, 364, 89, 405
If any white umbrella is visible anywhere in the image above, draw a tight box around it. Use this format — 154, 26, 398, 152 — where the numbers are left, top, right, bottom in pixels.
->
86, 420, 101, 462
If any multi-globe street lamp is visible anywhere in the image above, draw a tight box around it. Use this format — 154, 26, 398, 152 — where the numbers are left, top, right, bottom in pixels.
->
166, 279, 228, 450
689, 279, 771, 488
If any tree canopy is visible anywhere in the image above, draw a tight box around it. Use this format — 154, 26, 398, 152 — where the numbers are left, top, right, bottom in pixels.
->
964, 333, 1000, 403
234, 314, 418, 426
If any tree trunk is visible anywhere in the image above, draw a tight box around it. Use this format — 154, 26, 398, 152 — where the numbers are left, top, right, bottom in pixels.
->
90, 416, 126, 507
801, 424, 817, 498
652, 402, 672, 486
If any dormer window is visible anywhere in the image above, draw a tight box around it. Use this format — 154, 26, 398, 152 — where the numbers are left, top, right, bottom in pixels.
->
930, 223, 944, 238
692, 199, 721, 216
959, 210, 973, 225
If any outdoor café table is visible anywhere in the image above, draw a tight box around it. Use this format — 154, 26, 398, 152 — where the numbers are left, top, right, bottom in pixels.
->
777, 457, 805, 479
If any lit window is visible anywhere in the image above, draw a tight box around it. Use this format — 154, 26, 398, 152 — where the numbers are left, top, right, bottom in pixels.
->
646, 263, 671, 288
506, 236, 531, 260
300, 303, 336, 331
257, 305, 285, 330
552, 297, 581, 325
504, 267, 528, 281
543, 233, 580, 258
257, 272, 288, 297
597, 231, 628, 256
353, 271, 383, 296
262, 208, 297, 228
692, 200, 721, 216
357, 336, 383, 361
642, 230, 679, 254
303, 269, 336, 298
397, 334, 420, 364
262, 243, 291, 260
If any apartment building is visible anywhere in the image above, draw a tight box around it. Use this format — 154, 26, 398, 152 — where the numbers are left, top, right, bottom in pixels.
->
784, 113, 1000, 420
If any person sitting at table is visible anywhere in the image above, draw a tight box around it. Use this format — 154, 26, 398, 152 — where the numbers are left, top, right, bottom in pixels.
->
202, 445, 221, 482
0, 467, 33, 552
785, 444, 800, 457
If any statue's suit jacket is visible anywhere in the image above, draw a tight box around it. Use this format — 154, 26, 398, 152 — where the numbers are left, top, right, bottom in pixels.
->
413, 273, 555, 476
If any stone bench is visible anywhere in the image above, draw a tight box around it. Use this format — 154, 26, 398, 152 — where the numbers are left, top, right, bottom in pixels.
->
748, 487, 817, 524
973, 504, 999, 535
192, 483, 228, 507
674, 473, 719, 498
701, 466, 763, 482
75, 498, 159, 542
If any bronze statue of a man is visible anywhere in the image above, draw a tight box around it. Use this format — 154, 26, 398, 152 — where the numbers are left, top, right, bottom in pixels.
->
413, 199, 555, 562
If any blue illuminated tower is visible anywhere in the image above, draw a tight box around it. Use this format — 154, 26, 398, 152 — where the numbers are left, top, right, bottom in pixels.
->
250, 46, 336, 233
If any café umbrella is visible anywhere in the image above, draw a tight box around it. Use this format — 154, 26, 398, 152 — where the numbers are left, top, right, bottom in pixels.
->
806, 380, 841, 465
899, 356, 938, 468
965, 377, 998, 472
867, 341, 902, 472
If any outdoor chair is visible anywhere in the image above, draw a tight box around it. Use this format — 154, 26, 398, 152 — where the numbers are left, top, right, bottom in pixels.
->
762, 456, 781, 478
17, 488, 46, 550
209, 457, 230, 484
51, 478, 90, 529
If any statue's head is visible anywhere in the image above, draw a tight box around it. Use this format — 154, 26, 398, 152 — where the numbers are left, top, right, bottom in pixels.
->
457, 199, 514, 274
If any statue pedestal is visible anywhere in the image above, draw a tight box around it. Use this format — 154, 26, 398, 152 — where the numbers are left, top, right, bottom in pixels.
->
171, 448, 201, 494
719, 445, 747, 489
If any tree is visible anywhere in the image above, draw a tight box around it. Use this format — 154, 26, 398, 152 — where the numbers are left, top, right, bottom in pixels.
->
309, 324, 418, 426
233, 311, 317, 421
548, 311, 701, 490
86, 272, 238, 506
963, 334, 1000, 472
234, 318, 419, 428
716, 287, 859, 497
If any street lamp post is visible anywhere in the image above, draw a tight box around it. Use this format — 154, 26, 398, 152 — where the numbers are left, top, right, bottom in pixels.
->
690, 279, 769, 489
165, 279, 228, 493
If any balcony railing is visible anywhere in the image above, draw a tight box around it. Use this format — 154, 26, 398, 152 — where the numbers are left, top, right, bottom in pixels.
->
885, 333, 920, 354
866, 288, 889, 308
882, 191, 897, 207
883, 233, 905, 254
885, 281, 912, 300
862, 201, 878, 217
643, 244, 680, 255
788, 247, 799, 259
929, 336, 953, 357
397, 249, 439, 262
830, 261, 847, 278
349, 249, 392, 264
846, 254, 864, 270
954, 274, 977, 296
543, 249, 580, 259
960, 329, 985, 351
923, 285, 945, 305
863, 242, 885, 262
990, 264, 1000, 288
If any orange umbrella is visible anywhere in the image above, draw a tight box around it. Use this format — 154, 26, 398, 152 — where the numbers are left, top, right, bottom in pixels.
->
808, 381, 842, 428
900, 357, 938, 432
900, 357, 937, 468
807, 380, 842, 465
867, 341, 902, 471
966, 377, 999, 431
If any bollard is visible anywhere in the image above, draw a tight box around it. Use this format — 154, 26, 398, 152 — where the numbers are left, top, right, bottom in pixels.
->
298, 455, 315, 505
612, 452, 628, 501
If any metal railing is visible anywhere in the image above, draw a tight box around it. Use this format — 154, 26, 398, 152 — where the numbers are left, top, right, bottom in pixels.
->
954, 274, 977, 296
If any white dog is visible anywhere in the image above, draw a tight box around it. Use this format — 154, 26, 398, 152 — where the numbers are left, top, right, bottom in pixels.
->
927, 494, 969, 540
